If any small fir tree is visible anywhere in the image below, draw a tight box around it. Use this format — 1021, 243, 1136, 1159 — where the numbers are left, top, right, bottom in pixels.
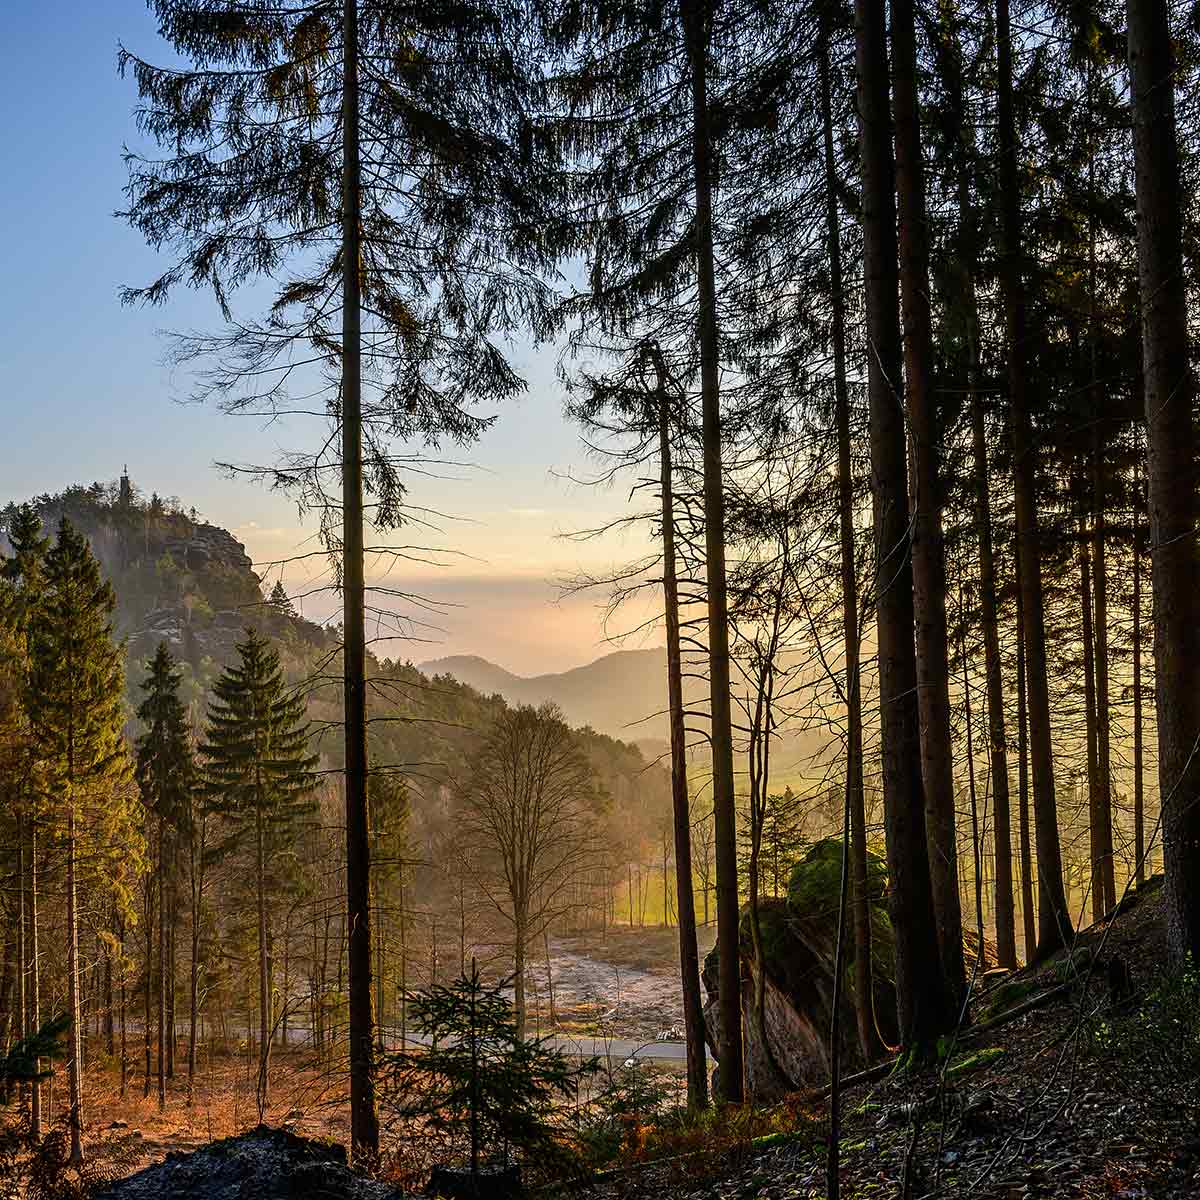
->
268, 580, 296, 621
135, 643, 196, 1111
27, 519, 133, 1164
200, 628, 317, 1114
385, 963, 595, 1186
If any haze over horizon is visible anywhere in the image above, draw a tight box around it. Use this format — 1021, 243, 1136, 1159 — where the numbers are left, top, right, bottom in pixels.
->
0, 1, 655, 677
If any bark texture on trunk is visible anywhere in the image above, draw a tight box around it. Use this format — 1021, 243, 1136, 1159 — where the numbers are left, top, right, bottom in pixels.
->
1127, 0, 1200, 963
158, 823, 167, 1112
1014, 568, 1036, 958
67, 807, 84, 1164
890, 0, 965, 1006
651, 345, 709, 1109
341, 0, 379, 1157
1132, 453, 1145, 884
854, 0, 952, 1053
1078, 527, 1104, 924
681, 0, 742, 1102
820, 32, 881, 1059
996, 0, 1071, 959
255, 814, 270, 1114
29, 821, 40, 1136
942, 4, 1017, 965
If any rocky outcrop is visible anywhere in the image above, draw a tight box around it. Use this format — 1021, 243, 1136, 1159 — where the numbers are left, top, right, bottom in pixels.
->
163, 522, 255, 573
94, 1126, 400, 1200
7, 478, 329, 671
702, 839, 899, 1101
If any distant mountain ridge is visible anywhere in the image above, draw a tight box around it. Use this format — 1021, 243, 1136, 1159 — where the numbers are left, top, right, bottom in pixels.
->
419, 648, 674, 742
420, 648, 833, 776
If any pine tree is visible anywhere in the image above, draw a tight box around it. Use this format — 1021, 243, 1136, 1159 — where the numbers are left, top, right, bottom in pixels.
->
853, 0, 954, 1054
0, 505, 49, 1134
27, 519, 132, 1164
386, 963, 594, 1183
135, 643, 196, 1112
122, 0, 550, 1153
1127, 0, 1200, 964
995, 0, 1072, 960
201, 628, 317, 1115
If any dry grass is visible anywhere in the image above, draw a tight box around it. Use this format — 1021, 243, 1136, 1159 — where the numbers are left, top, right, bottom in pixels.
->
71, 1045, 351, 1167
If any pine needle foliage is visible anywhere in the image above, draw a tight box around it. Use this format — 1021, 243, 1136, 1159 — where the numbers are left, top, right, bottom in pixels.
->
200, 626, 317, 1112
200, 628, 317, 847
385, 963, 596, 1182
135, 642, 196, 847
25, 518, 135, 1163
26, 519, 131, 807
119, 0, 554, 541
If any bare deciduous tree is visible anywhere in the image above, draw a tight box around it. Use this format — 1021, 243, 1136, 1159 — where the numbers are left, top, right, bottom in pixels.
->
456, 704, 600, 1038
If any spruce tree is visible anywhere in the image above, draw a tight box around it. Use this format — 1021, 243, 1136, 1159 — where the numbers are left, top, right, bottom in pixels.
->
0, 505, 49, 1134
121, 2, 549, 1151
1128, 0, 1200, 964
201, 628, 317, 1115
27, 519, 132, 1164
135, 643, 196, 1112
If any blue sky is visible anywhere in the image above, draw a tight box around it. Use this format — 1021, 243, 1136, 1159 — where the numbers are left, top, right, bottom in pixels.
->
0, 2, 652, 672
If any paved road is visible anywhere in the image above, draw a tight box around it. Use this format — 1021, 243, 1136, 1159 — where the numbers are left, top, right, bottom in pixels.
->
398, 1030, 689, 1063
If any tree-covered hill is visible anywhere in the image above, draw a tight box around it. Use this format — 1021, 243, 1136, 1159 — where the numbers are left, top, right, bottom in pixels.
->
0, 476, 672, 849
0, 475, 330, 695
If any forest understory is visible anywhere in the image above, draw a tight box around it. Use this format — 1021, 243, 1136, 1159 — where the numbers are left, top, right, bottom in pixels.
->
584, 882, 1195, 1200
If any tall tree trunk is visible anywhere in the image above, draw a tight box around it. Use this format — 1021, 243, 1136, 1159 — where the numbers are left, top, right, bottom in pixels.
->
103, 901, 114, 1058
891, 0, 965, 1008
1132, 450, 1145, 884
119, 914, 127, 1099
854, 0, 952, 1053
16, 813, 25, 1100
341, 0, 378, 1157
513, 910, 526, 1041
1088, 170, 1116, 916
1015, 563, 1036, 959
255, 813, 270, 1116
943, 3, 1017, 967
188, 816, 202, 1098
681, 0, 742, 1103
997, 0, 1071, 959
398, 869, 407, 1049
167, 891, 177, 1078
820, 28, 881, 1060
1127, 0, 1200, 964
1078, 522, 1104, 924
143, 868, 153, 1099
29, 819, 40, 1137
158, 824, 167, 1112
651, 345, 708, 1109
66, 807, 84, 1164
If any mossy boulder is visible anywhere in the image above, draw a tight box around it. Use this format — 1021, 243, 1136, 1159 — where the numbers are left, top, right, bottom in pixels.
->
701, 838, 900, 1099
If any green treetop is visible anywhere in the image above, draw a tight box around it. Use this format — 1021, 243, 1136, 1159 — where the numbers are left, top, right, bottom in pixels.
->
200, 627, 317, 844
27, 519, 130, 803
26, 518, 136, 1163
136, 642, 196, 844
200, 626, 317, 1111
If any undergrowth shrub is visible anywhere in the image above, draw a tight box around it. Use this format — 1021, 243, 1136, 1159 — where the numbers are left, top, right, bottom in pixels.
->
25, 1124, 142, 1200
1087, 955, 1200, 1108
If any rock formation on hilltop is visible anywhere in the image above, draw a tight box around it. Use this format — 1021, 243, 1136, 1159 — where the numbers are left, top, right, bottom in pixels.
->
1, 473, 328, 677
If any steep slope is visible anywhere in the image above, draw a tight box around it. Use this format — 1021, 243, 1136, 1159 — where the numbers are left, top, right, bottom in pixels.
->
1, 475, 329, 686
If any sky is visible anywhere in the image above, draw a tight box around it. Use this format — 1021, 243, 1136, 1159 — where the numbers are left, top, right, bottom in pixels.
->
0, 1, 655, 675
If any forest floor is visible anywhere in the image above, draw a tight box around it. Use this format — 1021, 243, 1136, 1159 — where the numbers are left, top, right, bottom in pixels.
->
63, 924, 707, 1178
583, 878, 1200, 1200
55, 1048, 353, 1179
